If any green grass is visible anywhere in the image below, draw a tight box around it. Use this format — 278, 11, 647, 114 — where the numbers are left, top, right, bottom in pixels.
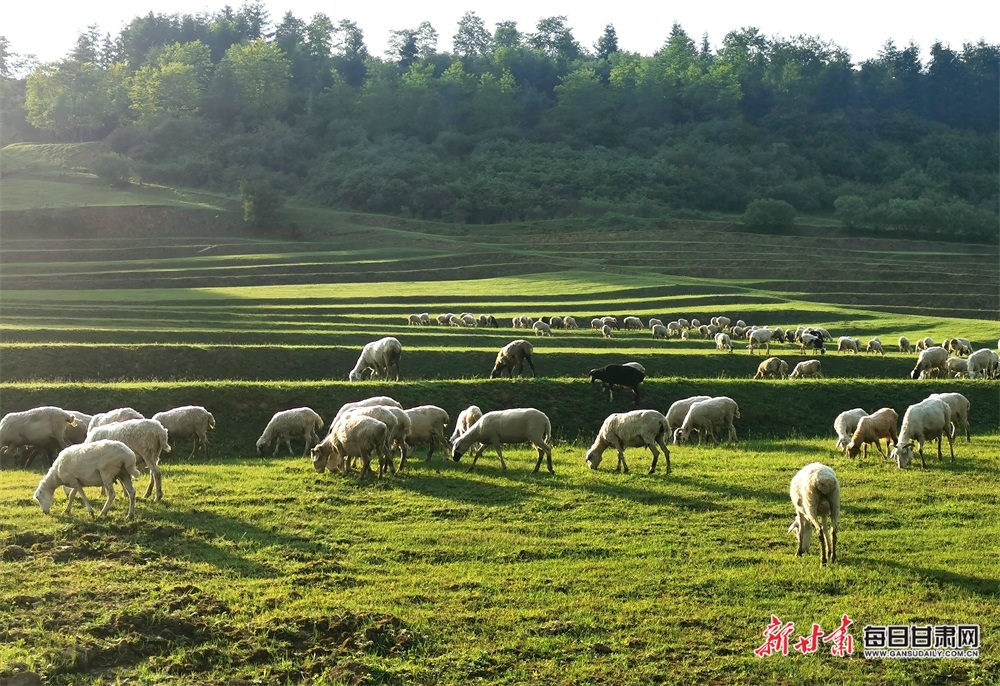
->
1, 437, 997, 685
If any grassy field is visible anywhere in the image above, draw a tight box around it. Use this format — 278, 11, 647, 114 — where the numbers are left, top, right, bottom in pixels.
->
0, 155, 998, 684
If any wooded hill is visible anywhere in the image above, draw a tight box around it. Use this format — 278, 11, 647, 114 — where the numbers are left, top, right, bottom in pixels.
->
2, 5, 997, 240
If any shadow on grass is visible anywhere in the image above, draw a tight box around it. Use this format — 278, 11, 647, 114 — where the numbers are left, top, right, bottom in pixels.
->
853, 557, 1000, 599
667, 473, 788, 504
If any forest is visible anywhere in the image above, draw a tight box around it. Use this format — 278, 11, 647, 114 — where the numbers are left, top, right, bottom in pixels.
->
1, 2, 997, 239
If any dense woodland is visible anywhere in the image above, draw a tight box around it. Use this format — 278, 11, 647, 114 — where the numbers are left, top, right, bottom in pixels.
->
1, 3, 997, 239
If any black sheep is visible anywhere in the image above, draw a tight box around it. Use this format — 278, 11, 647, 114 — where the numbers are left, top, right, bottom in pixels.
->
588, 364, 644, 402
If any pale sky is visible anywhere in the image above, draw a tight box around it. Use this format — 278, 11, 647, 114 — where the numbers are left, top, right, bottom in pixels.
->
4, 0, 996, 67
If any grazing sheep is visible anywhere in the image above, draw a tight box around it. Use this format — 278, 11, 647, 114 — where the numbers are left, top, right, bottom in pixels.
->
34, 439, 141, 520
731, 325, 745, 339
702, 324, 721, 339
312, 415, 391, 478
898, 336, 913, 353
89, 408, 144, 432
666, 321, 681, 337
590, 318, 603, 330
549, 316, 564, 330
890, 397, 955, 468
771, 327, 787, 343
945, 357, 968, 377
331, 396, 402, 426
747, 328, 775, 355
967, 348, 999, 379
754, 357, 789, 379
665, 395, 712, 435
349, 337, 402, 381
151, 405, 215, 460
846, 408, 899, 459
947, 338, 973, 357
451, 408, 553, 473
0, 406, 80, 467
672, 396, 740, 446
623, 316, 644, 330
735, 319, 747, 329
490, 339, 536, 378
648, 318, 664, 329
652, 324, 668, 339
601, 324, 613, 338
677, 318, 690, 330
715, 332, 733, 353
563, 316, 578, 329
532, 320, 552, 336
86, 418, 171, 501
928, 392, 971, 443
834, 408, 869, 452
436, 313, 452, 325
909, 346, 949, 379
601, 316, 620, 330
256, 407, 325, 457
588, 364, 644, 402
450, 405, 483, 443
585, 410, 671, 474
916, 336, 934, 351
716, 316, 731, 330
866, 338, 884, 356
402, 405, 450, 461
407, 314, 421, 325
449, 314, 463, 327
837, 336, 860, 354
336, 404, 410, 470
789, 359, 823, 379
788, 462, 840, 566
419, 313, 430, 325
461, 314, 477, 327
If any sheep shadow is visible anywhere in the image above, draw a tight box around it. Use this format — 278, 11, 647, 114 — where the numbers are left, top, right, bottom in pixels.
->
852, 557, 1000, 599
571, 477, 728, 511
392, 465, 535, 506
667, 473, 788, 505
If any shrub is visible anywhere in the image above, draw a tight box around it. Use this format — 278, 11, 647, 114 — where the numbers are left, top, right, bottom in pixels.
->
239, 179, 283, 227
90, 154, 132, 187
741, 198, 796, 232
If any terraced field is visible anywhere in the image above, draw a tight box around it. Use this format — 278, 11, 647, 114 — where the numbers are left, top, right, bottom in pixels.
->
0, 173, 998, 685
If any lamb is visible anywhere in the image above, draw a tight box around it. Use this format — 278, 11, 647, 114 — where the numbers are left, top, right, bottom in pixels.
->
623, 316, 643, 330
833, 408, 868, 451
966, 348, 999, 379
945, 357, 968, 377
846, 407, 899, 459
490, 339, 536, 378
256, 407, 325, 457
532, 320, 552, 336
451, 408, 553, 473
349, 337, 402, 381
86, 418, 172, 501
665, 395, 712, 435
311, 415, 391, 478
754, 357, 788, 379
898, 336, 912, 353
909, 346, 949, 379
33, 439, 141, 520
747, 328, 775, 355
400, 405, 451, 461
789, 359, 823, 379
601, 324, 613, 338
585, 409, 671, 474
651, 324, 668, 339
89, 407, 144, 432
787, 462, 840, 566
450, 405, 483, 443
672, 396, 740, 446
151, 405, 215, 460
837, 336, 860, 354
715, 332, 733, 353
890, 396, 955, 468
0, 406, 80, 467
588, 364, 644, 402
928, 392, 971, 443
331, 396, 402, 426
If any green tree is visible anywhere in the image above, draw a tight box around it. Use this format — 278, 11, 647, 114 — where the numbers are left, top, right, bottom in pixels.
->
332, 19, 368, 87
211, 39, 291, 123
128, 41, 212, 120
493, 21, 521, 50
528, 16, 581, 61
594, 24, 619, 60
24, 60, 120, 139
240, 178, 282, 226
742, 198, 796, 232
453, 11, 491, 60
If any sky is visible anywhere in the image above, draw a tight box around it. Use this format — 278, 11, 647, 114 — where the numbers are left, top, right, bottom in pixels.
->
4, 0, 996, 67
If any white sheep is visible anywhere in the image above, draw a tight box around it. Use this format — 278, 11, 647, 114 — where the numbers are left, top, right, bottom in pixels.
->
944, 357, 968, 377
836, 336, 859, 354
419, 313, 430, 325
0, 406, 80, 466
928, 392, 971, 443
349, 336, 402, 381
86, 418, 171, 501
665, 395, 712, 435
677, 318, 690, 330
585, 409, 671, 474
547, 316, 562, 329
648, 318, 664, 329
967, 348, 999, 379
666, 321, 681, 337
450, 405, 483, 443
150, 405, 215, 460
490, 339, 536, 378
403, 405, 450, 461
311, 415, 391, 478
532, 320, 552, 336
337, 404, 411, 470
846, 407, 898, 459
909, 346, 949, 379
690, 318, 701, 329
64, 411, 93, 446
651, 324, 668, 339
451, 408, 553, 473
716, 316, 731, 330
833, 408, 868, 451
746, 328, 774, 355
590, 317, 603, 330
946, 338, 973, 356
789, 359, 823, 379
865, 338, 884, 356
449, 314, 463, 327
898, 336, 912, 353
623, 316, 643, 330
715, 332, 733, 353
601, 324, 613, 338
256, 407, 325, 457
788, 462, 840, 566
407, 314, 421, 325
890, 396, 955, 468
754, 357, 788, 379
672, 396, 740, 446
33, 439, 141, 520
563, 316, 578, 329
461, 314, 477, 327
331, 396, 402, 426
436, 313, 452, 325
89, 407, 144, 432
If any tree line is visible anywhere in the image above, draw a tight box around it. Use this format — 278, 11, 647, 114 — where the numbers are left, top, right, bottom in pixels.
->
1, 3, 997, 240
